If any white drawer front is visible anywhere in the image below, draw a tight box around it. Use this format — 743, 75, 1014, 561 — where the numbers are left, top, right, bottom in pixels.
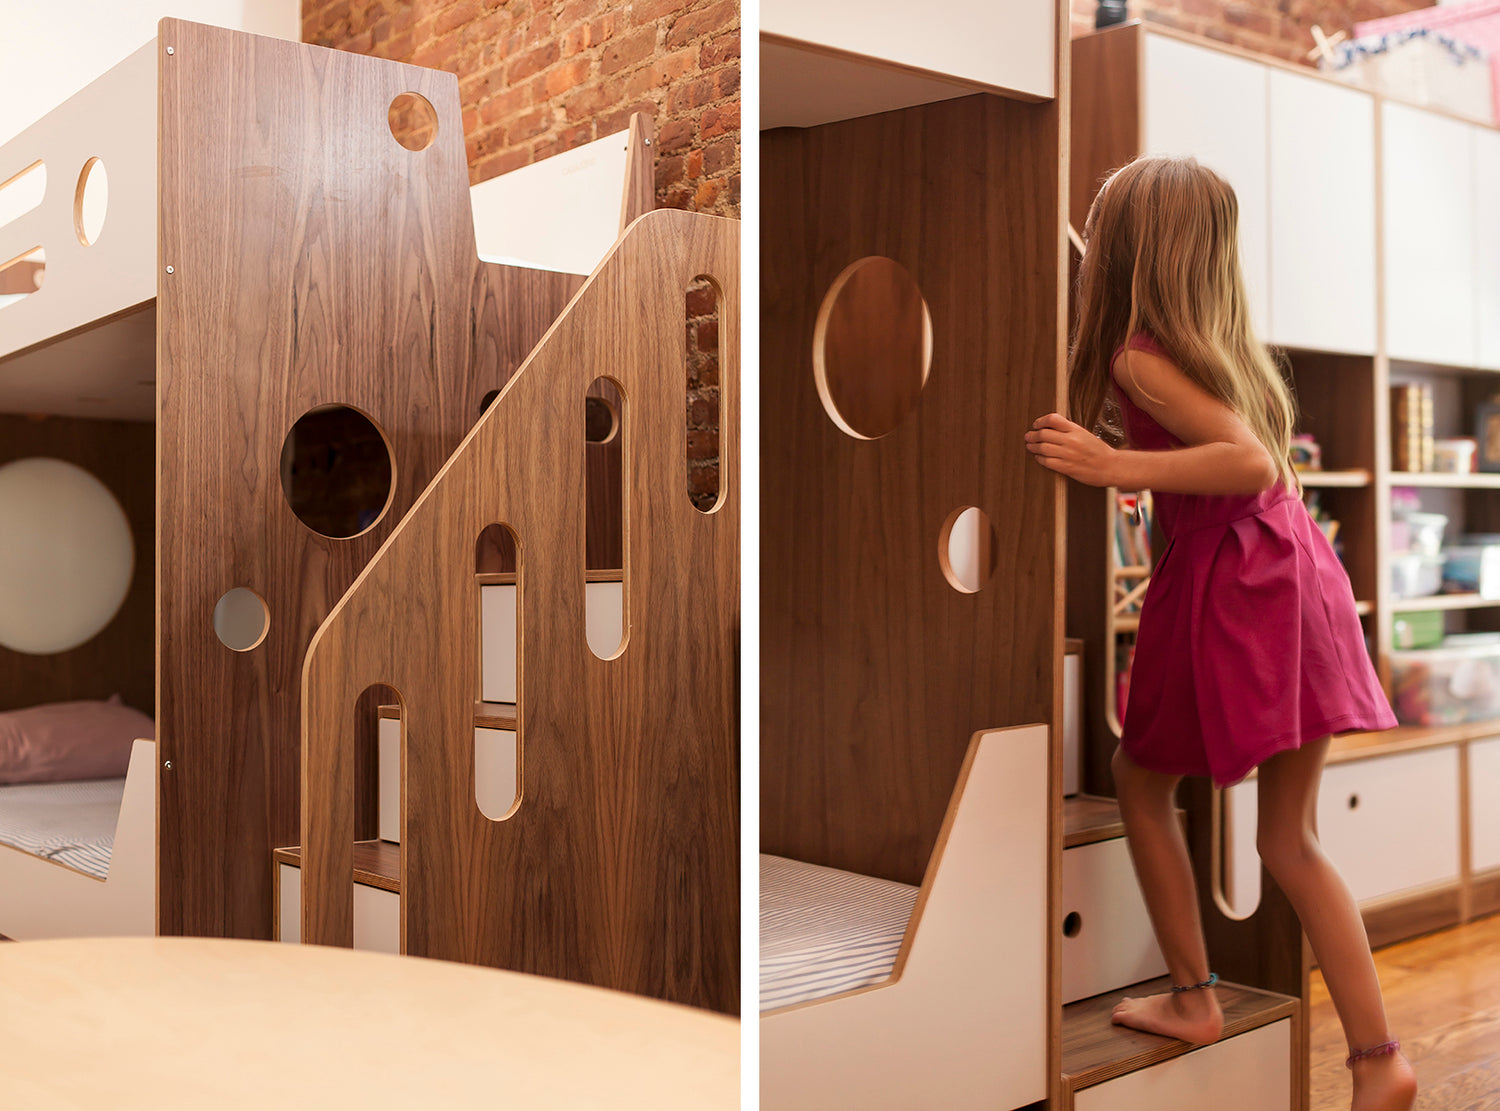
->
378, 716, 400, 844
1075, 1019, 1290, 1111
1061, 838, 1167, 1004
1063, 653, 1081, 796
1318, 748, 1460, 903
1471, 736, 1500, 873
276, 865, 400, 955
480, 584, 517, 704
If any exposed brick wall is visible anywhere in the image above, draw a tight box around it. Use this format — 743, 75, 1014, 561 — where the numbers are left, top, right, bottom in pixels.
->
302, 0, 740, 216
1070, 0, 1430, 64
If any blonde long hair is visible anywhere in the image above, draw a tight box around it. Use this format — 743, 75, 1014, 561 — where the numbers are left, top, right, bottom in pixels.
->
1070, 155, 1296, 487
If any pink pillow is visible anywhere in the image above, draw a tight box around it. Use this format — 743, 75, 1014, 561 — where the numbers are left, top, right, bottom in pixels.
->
0, 696, 155, 785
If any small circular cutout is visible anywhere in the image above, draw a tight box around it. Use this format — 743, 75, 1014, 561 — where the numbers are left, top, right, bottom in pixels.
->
214, 588, 269, 652
280, 405, 395, 539
939, 506, 999, 594
1063, 912, 1082, 938
388, 93, 437, 152
813, 256, 932, 440
0, 458, 133, 655
73, 157, 108, 246
1348, 794, 1360, 810
479, 389, 500, 415
586, 395, 618, 443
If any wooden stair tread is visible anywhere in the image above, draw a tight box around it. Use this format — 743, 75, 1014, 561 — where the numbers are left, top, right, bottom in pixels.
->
274, 840, 400, 893
1064, 794, 1125, 847
377, 702, 517, 730
1061, 976, 1298, 1091
475, 568, 624, 585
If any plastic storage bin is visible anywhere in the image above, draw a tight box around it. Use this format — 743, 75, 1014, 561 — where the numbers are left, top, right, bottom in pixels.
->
1404, 511, 1448, 556
1391, 552, 1445, 598
1443, 544, 1500, 598
1391, 641, 1500, 725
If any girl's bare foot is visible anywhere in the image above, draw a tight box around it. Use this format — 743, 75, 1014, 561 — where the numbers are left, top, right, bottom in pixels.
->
1349, 1049, 1417, 1111
1110, 986, 1223, 1044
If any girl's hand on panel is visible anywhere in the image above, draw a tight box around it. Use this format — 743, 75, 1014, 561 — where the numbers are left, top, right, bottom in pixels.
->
1025, 414, 1118, 487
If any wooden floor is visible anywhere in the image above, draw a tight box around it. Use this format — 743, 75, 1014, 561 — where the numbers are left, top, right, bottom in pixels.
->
1310, 913, 1500, 1109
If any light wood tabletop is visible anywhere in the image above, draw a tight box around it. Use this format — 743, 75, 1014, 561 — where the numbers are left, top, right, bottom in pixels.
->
0, 937, 739, 1109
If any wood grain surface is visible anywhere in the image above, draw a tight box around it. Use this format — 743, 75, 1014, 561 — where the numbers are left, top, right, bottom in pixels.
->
299, 209, 739, 1013
1309, 915, 1500, 1110
760, 91, 1065, 888
0, 413, 154, 716
1062, 973, 1298, 1091
274, 840, 400, 892
155, 21, 578, 941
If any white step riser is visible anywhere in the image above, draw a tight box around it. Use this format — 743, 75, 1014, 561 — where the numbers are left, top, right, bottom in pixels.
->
276, 863, 399, 954
481, 581, 623, 703
379, 720, 518, 842
1075, 1019, 1291, 1110
1060, 837, 1168, 1005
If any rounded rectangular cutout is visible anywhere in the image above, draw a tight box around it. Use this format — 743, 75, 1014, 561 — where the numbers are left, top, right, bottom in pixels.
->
586, 379, 626, 658
687, 276, 722, 511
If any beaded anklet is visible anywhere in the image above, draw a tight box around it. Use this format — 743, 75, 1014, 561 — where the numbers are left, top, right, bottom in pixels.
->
1346, 1040, 1400, 1069
1170, 973, 1218, 993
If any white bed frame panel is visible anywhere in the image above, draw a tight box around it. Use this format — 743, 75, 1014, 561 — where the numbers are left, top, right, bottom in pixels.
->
0, 39, 157, 420
0, 739, 155, 939
469, 128, 633, 277
761, 725, 1049, 1111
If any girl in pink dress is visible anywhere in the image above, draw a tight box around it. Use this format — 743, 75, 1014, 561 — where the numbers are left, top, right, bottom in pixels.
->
1025, 155, 1415, 1111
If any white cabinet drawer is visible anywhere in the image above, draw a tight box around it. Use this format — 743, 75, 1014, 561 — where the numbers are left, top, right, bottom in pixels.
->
1075, 1019, 1291, 1111
276, 864, 400, 954
1318, 747, 1460, 903
1477, 128, 1500, 371
1471, 736, 1500, 873
1061, 837, 1167, 1004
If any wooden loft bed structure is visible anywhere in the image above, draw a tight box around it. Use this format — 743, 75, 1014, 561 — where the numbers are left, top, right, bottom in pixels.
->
0, 19, 738, 1015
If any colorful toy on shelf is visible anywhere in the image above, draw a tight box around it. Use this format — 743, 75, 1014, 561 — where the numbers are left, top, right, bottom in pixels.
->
1290, 432, 1322, 471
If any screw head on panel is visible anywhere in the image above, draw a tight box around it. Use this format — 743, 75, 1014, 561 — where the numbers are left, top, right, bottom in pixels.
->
163, 760, 173, 770
166, 46, 174, 55
165, 266, 174, 274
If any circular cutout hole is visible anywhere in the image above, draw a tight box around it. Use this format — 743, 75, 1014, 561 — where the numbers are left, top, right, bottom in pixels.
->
0, 458, 133, 655
280, 405, 395, 539
479, 389, 500, 415
214, 588, 269, 652
73, 157, 108, 246
1348, 794, 1359, 810
586, 395, 618, 443
939, 506, 999, 594
388, 92, 437, 152
813, 256, 932, 440
1063, 911, 1082, 938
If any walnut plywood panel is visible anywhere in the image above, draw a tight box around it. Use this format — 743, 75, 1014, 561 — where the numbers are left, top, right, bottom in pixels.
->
761, 727, 1049, 1111
0, 41, 156, 418
155, 21, 578, 941
300, 209, 739, 1013
0, 413, 154, 716
1068, 25, 1141, 234
761, 92, 1064, 886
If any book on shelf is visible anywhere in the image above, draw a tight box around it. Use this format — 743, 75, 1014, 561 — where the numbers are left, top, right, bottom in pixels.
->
1391, 383, 1434, 472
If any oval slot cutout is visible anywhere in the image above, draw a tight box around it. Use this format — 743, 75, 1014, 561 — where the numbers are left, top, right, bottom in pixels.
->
687, 275, 722, 511
586, 380, 626, 659
0, 161, 46, 232
213, 587, 269, 652
388, 92, 437, 152
280, 405, 395, 539
939, 506, 999, 594
0, 246, 45, 311
74, 157, 107, 246
813, 256, 932, 440
1213, 782, 1262, 920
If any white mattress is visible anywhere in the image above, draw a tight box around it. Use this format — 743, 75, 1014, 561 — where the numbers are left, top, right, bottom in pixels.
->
760, 853, 918, 1012
0, 777, 124, 880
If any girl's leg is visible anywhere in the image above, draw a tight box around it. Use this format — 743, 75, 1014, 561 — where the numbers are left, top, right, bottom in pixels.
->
1109, 745, 1224, 1043
1256, 737, 1416, 1111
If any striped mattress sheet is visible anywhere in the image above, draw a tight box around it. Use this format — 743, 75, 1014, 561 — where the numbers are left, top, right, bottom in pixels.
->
760, 853, 919, 1012
0, 777, 124, 880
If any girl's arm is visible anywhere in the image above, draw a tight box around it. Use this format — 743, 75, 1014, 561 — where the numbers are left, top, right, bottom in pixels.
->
1026, 347, 1279, 495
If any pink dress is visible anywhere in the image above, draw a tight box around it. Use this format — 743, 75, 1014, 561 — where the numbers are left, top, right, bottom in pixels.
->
1113, 334, 1396, 786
